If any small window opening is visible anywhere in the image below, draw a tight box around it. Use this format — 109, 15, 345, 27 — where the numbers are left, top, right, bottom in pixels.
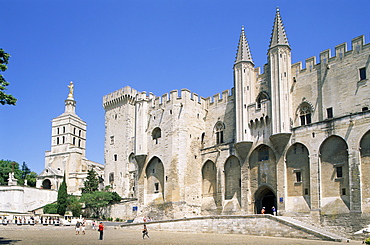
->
360, 67, 366, 80
258, 146, 269, 161
327, 107, 333, 119
363, 107, 369, 112
304, 188, 309, 195
336, 166, 343, 178
114, 154, 117, 161
342, 188, 346, 195
295, 171, 302, 183
154, 182, 159, 193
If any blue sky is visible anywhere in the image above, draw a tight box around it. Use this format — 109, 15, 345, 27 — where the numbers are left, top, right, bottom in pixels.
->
1, 0, 369, 174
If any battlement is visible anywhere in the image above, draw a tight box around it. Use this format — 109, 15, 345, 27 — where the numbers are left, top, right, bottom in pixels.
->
291, 35, 369, 74
103, 85, 234, 111
149, 88, 234, 111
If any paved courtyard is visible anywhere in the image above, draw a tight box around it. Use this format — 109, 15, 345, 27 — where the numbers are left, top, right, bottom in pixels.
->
0, 225, 364, 245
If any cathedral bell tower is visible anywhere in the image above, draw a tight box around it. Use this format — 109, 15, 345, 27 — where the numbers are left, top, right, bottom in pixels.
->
234, 26, 255, 142
37, 81, 89, 194
268, 8, 292, 135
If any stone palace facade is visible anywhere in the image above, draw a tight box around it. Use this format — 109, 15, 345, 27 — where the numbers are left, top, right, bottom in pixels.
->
103, 9, 370, 221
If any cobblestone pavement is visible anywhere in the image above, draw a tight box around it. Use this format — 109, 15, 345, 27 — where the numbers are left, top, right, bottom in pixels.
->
0, 225, 364, 245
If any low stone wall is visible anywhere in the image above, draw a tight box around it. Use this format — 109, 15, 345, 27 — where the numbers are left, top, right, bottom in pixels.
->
0, 186, 57, 213
119, 215, 339, 241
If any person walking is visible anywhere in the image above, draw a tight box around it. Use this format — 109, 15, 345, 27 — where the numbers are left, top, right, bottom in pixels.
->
98, 222, 104, 240
81, 219, 86, 235
75, 221, 81, 235
142, 224, 150, 239
272, 206, 277, 216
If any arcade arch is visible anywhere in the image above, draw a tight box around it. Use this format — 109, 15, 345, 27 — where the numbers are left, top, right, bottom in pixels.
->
320, 136, 349, 210
224, 156, 241, 203
202, 160, 217, 199
286, 143, 311, 210
145, 157, 164, 200
360, 131, 370, 211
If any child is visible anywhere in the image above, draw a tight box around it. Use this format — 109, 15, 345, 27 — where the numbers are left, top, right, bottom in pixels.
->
142, 224, 150, 239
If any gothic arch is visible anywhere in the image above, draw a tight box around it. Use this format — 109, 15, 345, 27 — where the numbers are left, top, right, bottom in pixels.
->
145, 157, 164, 201
202, 160, 217, 198
152, 127, 161, 144
286, 143, 311, 211
254, 185, 276, 214
296, 100, 314, 126
319, 136, 349, 212
256, 91, 270, 109
360, 131, 370, 212
224, 156, 241, 203
249, 144, 277, 204
128, 153, 138, 198
214, 121, 225, 144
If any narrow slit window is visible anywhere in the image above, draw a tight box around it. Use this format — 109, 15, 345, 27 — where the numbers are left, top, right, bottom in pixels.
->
360, 67, 366, 80
336, 166, 343, 178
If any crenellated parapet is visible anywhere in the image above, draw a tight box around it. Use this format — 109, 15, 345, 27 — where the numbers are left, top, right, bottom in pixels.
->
103, 85, 235, 112
103, 86, 152, 110
291, 35, 369, 76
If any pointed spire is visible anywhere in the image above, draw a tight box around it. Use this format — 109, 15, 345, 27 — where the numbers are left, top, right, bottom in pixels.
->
235, 26, 253, 64
269, 7, 289, 49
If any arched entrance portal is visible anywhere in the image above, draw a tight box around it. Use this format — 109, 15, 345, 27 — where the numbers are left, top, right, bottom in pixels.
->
254, 187, 276, 214
42, 179, 52, 189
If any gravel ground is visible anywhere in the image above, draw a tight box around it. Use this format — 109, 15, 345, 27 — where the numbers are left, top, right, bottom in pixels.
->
0, 224, 364, 245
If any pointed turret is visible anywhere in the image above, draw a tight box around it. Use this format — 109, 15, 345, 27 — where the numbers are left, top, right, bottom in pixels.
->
234, 26, 255, 142
235, 26, 254, 64
267, 8, 292, 135
269, 7, 290, 49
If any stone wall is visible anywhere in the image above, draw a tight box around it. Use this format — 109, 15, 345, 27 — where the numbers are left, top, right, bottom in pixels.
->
0, 186, 57, 213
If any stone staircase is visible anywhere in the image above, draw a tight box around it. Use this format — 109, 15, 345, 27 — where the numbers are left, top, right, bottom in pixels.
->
272, 216, 348, 242
119, 215, 349, 242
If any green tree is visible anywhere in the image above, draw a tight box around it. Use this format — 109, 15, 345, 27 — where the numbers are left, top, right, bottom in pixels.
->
0, 49, 17, 105
0, 160, 22, 185
82, 169, 99, 193
21, 162, 30, 179
80, 191, 121, 218
67, 195, 82, 217
24, 171, 38, 187
43, 203, 58, 214
57, 174, 68, 215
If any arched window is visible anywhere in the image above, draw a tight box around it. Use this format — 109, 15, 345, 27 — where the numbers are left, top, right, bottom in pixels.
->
214, 121, 225, 144
258, 145, 269, 161
256, 91, 270, 109
298, 101, 313, 126
152, 127, 161, 144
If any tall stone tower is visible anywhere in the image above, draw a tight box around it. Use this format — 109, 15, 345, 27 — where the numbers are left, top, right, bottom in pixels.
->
37, 82, 104, 195
268, 8, 292, 134
234, 26, 255, 142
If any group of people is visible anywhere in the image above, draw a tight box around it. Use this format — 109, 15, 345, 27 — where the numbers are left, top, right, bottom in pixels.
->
261, 206, 277, 215
75, 219, 86, 235
75, 220, 105, 240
